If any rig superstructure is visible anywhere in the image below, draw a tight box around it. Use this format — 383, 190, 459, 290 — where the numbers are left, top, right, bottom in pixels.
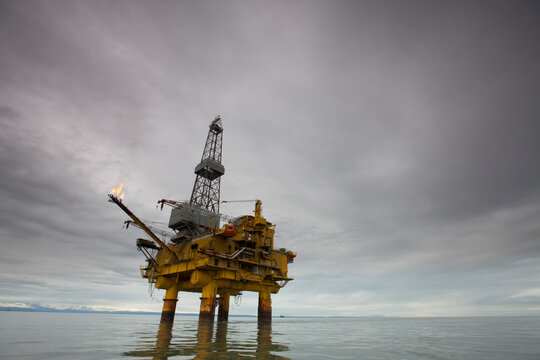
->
108, 116, 295, 324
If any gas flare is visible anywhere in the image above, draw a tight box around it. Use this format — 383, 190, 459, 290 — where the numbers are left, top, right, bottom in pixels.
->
109, 183, 126, 200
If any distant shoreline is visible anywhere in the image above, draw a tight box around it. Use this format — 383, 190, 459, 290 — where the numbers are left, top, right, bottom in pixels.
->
1, 309, 535, 318
0, 307, 384, 318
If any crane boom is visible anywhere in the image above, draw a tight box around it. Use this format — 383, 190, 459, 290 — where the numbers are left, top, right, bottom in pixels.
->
124, 220, 176, 239
108, 194, 178, 261
157, 199, 186, 210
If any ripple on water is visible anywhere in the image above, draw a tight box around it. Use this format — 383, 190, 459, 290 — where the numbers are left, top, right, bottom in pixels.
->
1, 313, 539, 359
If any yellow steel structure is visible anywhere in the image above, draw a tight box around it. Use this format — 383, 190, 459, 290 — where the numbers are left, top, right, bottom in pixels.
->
109, 117, 295, 324
109, 195, 296, 323
150, 200, 295, 322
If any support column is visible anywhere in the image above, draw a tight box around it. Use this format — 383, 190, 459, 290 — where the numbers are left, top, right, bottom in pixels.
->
217, 292, 230, 322
199, 281, 217, 322
258, 290, 272, 322
160, 286, 179, 324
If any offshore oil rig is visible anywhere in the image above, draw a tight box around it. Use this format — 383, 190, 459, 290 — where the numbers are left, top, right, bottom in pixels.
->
108, 116, 295, 323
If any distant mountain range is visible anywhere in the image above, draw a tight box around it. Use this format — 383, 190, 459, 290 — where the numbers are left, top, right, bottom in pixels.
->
0, 303, 260, 317
0, 303, 185, 316
0, 303, 384, 318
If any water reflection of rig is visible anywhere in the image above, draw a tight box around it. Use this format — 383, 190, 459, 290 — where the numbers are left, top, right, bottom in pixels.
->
108, 116, 295, 324
124, 321, 291, 360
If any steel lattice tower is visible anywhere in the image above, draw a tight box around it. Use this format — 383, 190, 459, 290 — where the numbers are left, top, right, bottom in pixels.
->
189, 116, 224, 214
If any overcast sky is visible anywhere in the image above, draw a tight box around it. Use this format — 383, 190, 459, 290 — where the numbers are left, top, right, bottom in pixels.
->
1, 0, 539, 317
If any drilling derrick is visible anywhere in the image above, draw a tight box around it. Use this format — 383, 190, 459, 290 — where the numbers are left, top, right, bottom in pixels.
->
168, 117, 223, 241
190, 116, 224, 213
108, 115, 295, 325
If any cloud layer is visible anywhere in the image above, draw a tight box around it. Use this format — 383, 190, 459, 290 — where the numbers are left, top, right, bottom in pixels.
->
1, 0, 539, 316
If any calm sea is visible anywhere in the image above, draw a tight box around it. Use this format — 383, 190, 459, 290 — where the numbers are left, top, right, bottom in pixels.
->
1, 312, 539, 359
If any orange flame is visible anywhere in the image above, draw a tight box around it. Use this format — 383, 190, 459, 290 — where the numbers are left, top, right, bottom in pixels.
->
109, 183, 126, 200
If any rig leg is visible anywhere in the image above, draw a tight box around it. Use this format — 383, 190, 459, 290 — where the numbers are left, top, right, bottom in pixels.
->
258, 290, 272, 322
199, 282, 217, 322
217, 292, 230, 322
160, 286, 179, 324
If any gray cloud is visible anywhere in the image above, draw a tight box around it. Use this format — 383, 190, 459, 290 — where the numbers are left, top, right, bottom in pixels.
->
0, 0, 539, 316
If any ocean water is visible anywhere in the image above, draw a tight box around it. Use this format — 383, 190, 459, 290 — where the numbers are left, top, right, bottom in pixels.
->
1, 312, 539, 359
